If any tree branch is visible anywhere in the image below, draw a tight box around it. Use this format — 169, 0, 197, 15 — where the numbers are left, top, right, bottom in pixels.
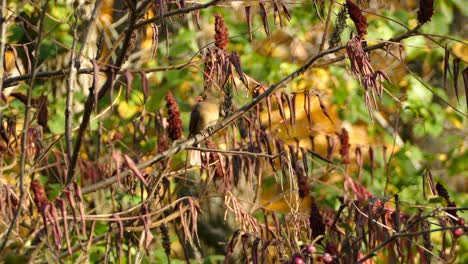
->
0, 0, 49, 253
80, 24, 426, 195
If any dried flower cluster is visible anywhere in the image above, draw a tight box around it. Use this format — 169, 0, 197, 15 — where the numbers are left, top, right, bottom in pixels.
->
165, 90, 182, 140
436, 183, 458, 221
339, 128, 350, 164
417, 0, 434, 24
214, 14, 229, 50
346, 0, 368, 37
160, 223, 171, 258
204, 14, 247, 94
309, 198, 325, 240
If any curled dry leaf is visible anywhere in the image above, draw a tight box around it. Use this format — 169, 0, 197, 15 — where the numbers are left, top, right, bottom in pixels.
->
463, 67, 468, 108
123, 154, 148, 186
73, 183, 87, 238
453, 58, 460, 104
245, 6, 253, 41
259, 2, 270, 37
140, 204, 154, 250
57, 198, 72, 255
37, 95, 48, 131
124, 69, 133, 102
443, 47, 450, 92
91, 59, 100, 111
112, 151, 123, 185
225, 229, 241, 261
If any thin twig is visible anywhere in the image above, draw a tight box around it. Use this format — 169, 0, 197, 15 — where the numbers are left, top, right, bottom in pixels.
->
65, 2, 144, 185
81, 24, 425, 196
65, 0, 103, 162
356, 226, 462, 264
318, 0, 334, 52
0, 0, 49, 253
186, 147, 286, 159
134, 0, 222, 29
64, 10, 79, 161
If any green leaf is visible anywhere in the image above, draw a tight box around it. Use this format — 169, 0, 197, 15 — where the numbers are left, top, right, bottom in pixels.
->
403, 36, 427, 61
407, 76, 433, 106
428, 196, 447, 206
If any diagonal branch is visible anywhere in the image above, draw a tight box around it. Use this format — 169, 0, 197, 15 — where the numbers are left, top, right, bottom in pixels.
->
80, 25, 427, 195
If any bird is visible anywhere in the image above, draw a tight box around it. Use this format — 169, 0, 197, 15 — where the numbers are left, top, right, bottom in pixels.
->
188, 93, 220, 166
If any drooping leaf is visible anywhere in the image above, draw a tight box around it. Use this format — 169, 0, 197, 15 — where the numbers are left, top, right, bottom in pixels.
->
245, 6, 253, 42
139, 71, 149, 103
91, 59, 100, 112
258, 2, 270, 37
124, 69, 133, 102
463, 66, 468, 108
314, 93, 334, 124
57, 198, 72, 255
443, 46, 450, 92
274, 92, 289, 135
124, 154, 148, 186
453, 57, 460, 104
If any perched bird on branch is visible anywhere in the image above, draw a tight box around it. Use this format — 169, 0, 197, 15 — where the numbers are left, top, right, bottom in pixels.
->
188, 93, 220, 166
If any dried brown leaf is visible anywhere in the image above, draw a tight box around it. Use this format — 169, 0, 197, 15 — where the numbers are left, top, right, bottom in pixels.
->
245, 6, 253, 42
123, 154, 148, 186
453, 57, 460, 104
139, 71, 149, 103
252, 238, 260, 264
124, 69, 133, 102
281, 3, 292, 21
49, 205, 62, 250
57, 198, 72, 255
266, 95, 272, 129
443, 47, 450, 92
73, 183, 87, 238
274, 92, 289, 134
369, 146, 374, 183
282, 92, 295, 129
230, 51, 247, 86
356, 146, 363, 181
141, 204, 154, 249
315, 93, 334, 124
225, 230, 241, 263
112, 152, 123, 185
259, 2, 270, 37
91, 59, 100, 111
151, 23, 159, 57
463, 67, 468, 108
37, 95, 48, 131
